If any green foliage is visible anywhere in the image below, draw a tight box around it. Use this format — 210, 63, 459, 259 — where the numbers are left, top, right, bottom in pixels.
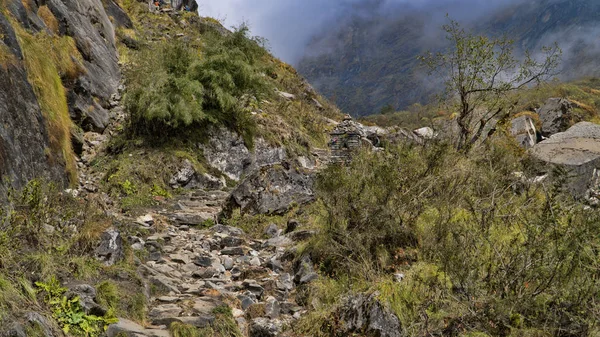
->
36, 277, 118, 336
124, 25, 270, 146
306, 140, 600, 336
170, 322, 202, 337
96, 281, 119, 311
169, 306, 241, 337
419, 17, 561, 152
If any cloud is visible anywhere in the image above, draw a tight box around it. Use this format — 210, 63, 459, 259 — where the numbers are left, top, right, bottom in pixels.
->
196, 0, 575, 66
198, 0, 371, 63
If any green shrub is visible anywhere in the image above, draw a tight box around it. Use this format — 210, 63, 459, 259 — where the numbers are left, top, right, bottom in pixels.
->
36, 276, 118, 336
306, 140, 600, 336
124, 25, 270, 146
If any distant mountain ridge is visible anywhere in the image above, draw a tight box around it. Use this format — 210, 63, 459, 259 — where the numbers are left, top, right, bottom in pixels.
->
297, 0, 600, 116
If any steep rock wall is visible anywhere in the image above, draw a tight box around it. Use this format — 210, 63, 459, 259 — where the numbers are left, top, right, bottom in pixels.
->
0, 0, 127, 191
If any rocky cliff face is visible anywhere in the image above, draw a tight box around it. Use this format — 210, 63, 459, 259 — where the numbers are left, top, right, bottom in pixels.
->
0, 0, 124, 191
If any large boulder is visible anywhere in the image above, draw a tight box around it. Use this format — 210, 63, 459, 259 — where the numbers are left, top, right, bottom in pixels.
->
529, 122, 600, 201
221, 164, 315, 216
200, 128, 287, 181
537, 98, 572, 137
337, 293, 402, 337
95, 229, 124, 266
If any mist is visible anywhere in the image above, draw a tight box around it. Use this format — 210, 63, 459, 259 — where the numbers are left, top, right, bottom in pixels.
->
197, 0, 529, 65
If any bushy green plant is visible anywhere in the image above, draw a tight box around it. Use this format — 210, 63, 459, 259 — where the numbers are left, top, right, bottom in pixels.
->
306, 139, 600, 336
36, 276, 118, 336
124, 25, 270, 146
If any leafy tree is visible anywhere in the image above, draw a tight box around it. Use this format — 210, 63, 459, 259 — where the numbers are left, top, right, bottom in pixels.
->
379, 104, 395, 115
420, 18, 561, 152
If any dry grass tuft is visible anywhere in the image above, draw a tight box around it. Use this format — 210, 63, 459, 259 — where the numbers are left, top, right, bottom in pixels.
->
38, 5, 59, 35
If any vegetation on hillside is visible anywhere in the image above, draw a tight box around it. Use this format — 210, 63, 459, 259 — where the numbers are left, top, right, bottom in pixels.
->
124, 25, 270, 146
297, 139, 600, 336
0, 180, 146, 333
420, 18, 561, 151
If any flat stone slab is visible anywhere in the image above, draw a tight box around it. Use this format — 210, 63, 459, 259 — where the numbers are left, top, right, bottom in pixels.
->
530, 122, 600, 166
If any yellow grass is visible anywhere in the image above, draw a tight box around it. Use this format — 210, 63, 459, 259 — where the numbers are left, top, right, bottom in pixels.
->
13, 23, 83, 184
37, 5, 59, 34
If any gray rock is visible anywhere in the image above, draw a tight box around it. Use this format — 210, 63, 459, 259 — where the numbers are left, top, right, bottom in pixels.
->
1, 324, 26, 337
239, 295, 256, 310
221, 164, 315, 217
339, 292, 402, 337
107, 318, 170, 337
265, 297, 281, 319
169, 159, 196, 188
285, 219, 300, 234
264, 223, 280, 238
193, 267, 218, 279
24, 312, 56, 337
243, 281, 265, 299
222, 247, 245, 256
263, 236, 293, 248
0, 14, 69, 194
149, 303, 183, 322
294, 255, 317, 285
530, 122, 600, 200
511, 115, 538, 149
194, 255, 215, 267
66, 284, 106, 316
46, 0, 121, 132
249, 318, 281, 337
200, 128, 287, 181
95, 229, 123, 266
213, 224, 245, 237
221, 236, 244, 247
276, 273, 294, 291
223, 256, 234, 270
538, 98, 572, 137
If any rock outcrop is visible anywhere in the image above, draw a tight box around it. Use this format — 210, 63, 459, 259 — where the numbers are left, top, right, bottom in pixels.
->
337, 292, 402, 337
0, 0, 127, 193
201, 128, 287, 182
538, 98, 572, 137
530, 122, 600, 202
0, 10, 69, 192
222, 164, 315, 217
47, 0, 122, 132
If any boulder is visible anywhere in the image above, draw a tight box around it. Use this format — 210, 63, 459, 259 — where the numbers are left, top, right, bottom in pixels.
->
294, 255, 318, 285
200, 128, 286, 181
221, 164, 315, 217
169, 159, 196, 188
169, 159, 226, 190
107, 318, 170, 337
24, 312, 56, 337
65, 284, 106, 316
338, 292, 402, 337
95, 229, 124, 266
538, 98, 572, 137
529, 122, 600, 201
511, 115, 538, 149
248, 318, 281, 337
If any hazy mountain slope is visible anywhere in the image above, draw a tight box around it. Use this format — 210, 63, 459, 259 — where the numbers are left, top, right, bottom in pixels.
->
298, 0, 600, 116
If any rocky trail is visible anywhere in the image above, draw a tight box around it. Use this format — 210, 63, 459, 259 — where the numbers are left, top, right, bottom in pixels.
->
72, 96, 318, 337
106, 188, 316, 337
